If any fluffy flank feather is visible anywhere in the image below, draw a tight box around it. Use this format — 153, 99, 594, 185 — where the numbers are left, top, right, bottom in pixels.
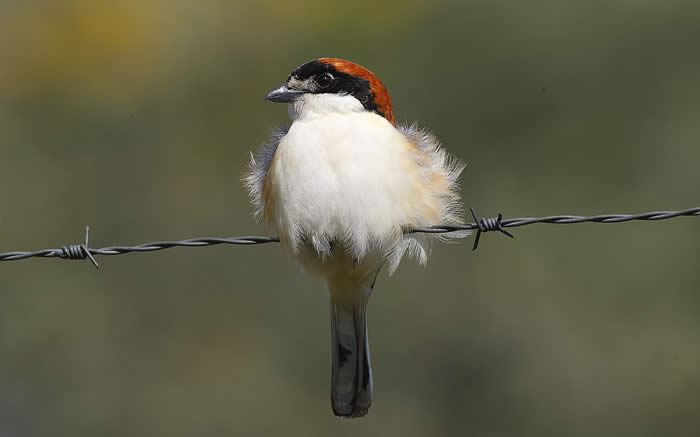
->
400, 122, 468, 234
383, 123, 469, 272
242, 127, 288, 220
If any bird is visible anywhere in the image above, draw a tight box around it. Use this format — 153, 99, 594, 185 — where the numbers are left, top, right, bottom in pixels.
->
244, 57, 467, 418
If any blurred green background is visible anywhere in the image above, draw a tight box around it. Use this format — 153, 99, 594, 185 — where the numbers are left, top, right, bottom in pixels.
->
1, 1, 699, 435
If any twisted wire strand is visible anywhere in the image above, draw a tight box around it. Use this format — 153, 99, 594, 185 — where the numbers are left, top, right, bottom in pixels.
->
1, 207, 698, 268
407, 206, 700, 233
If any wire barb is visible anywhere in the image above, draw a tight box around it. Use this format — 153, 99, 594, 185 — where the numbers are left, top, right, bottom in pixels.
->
55, 226, 100, 269
0, 206, 698, 267
470, 208, 514, 251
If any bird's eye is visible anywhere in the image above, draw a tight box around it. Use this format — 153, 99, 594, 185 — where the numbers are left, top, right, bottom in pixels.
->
317, 73, 333, 89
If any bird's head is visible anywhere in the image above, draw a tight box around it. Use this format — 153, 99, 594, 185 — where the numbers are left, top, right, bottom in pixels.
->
265, 58, 395, 126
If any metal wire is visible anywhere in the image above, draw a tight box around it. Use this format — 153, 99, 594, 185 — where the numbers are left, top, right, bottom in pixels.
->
408, 206, 700, 251
1, 206, 698, 269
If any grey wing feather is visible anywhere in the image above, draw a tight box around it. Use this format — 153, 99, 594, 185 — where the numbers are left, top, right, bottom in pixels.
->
242, 126, 289, 219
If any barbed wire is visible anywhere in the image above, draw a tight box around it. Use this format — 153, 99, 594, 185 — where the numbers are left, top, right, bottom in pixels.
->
1, 206, 698, 269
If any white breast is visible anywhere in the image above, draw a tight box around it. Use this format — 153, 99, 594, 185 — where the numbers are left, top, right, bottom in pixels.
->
261, 94, 464, 277
268, 112, 421, 252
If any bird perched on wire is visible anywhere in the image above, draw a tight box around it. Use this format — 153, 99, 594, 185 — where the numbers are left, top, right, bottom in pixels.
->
244, 58, 467, 418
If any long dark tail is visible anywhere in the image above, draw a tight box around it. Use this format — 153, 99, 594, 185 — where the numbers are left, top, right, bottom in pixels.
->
330, 298, 372, 418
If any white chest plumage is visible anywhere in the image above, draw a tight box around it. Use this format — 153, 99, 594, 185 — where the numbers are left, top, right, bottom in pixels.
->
267, 110, 427, 259
252, 93, 466, 279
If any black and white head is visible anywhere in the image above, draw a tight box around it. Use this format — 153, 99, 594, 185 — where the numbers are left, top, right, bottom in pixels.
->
265, 57, 395, 125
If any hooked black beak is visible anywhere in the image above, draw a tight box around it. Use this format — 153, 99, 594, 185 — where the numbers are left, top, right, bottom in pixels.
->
265, 84, 305, 103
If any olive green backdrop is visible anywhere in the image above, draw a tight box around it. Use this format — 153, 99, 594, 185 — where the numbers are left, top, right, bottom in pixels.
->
1, 1, 699, 436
